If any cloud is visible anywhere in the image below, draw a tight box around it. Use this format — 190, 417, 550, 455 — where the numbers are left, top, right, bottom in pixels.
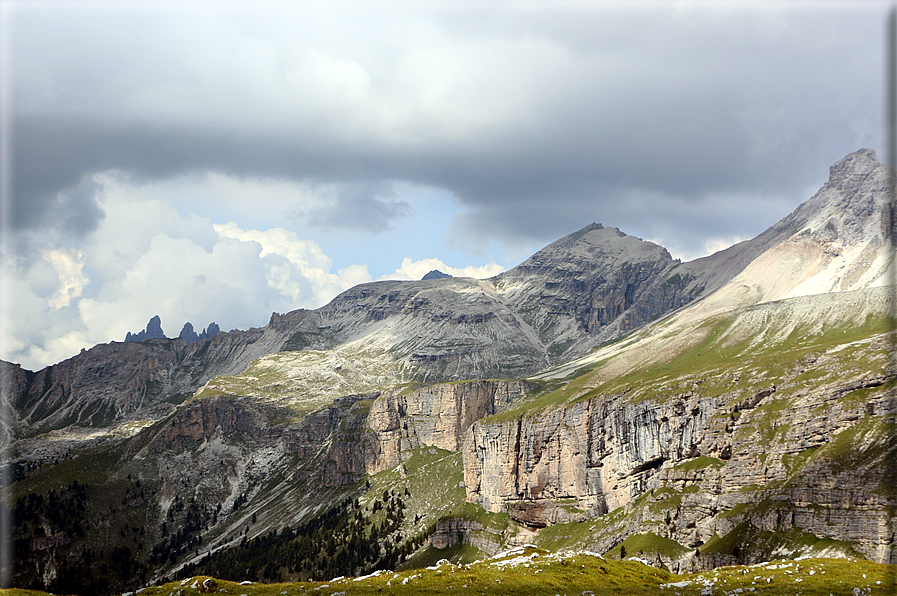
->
379, 257, 504, 282
8, 4, 886, 258
11, 172, 105, 238
42, 248, 89, 309
213, 223, 371, 305
304, 182, 413, 233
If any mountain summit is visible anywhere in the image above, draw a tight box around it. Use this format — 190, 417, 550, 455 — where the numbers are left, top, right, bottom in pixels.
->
123, 315, 165, 342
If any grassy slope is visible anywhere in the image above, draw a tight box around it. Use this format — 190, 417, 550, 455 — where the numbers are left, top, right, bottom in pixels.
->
5, 549, 894, 596
494, 309, 895, 423
195, 346, 410, 420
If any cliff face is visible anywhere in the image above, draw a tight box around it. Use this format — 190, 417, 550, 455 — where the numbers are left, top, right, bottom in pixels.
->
462, 286, 897, 563
463, 391, 718, 524
123, 379, 535, 524
357, 380, 536, 475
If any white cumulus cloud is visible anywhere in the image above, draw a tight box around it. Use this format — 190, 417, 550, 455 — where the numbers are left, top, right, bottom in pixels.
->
213, 222, 371, 306
41, 248, 89, 309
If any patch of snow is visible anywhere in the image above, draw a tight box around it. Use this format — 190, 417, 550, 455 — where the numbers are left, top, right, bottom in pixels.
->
353, 570, 384, 581
402, 573, 422, 586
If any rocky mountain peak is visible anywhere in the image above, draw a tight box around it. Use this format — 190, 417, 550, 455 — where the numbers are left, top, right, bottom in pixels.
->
788, 147, 892, 247
827, 147, 878, 185
179, 322, 221, 345
124, 315, 166, 342
506, 222, 669, 274
179, 322, 197, 343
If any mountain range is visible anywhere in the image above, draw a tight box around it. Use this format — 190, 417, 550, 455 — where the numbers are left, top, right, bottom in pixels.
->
1, 148, 894, 594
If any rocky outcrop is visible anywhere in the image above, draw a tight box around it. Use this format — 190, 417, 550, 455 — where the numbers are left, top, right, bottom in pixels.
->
179, 322, 221, 345
310, 380, 537, 487
427, 519, 508, 554
492, 224, 698, 360
125, 315, 167, 342
145, 394, 270, 455
360, 380, 536, 474
463, 390, 721, 524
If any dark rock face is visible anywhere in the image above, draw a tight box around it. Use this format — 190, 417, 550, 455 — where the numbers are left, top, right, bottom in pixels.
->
178, 322, 198, 344
493, 224, 697, 360
125, 315, 166, 342
307, 224, 711, 381
422, 270, 452, 280
144, 394, 269, 455
202, 322, 221, 340
179, 322, 221, 345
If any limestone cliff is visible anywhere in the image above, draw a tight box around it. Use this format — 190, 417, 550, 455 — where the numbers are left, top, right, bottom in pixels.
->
348, 380, 536, 475
462, 286, 897, 563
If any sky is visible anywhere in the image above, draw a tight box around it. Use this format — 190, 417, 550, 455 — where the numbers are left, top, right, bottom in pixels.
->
0, 0, 891, 371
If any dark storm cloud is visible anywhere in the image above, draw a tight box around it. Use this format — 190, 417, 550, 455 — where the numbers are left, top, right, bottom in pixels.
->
8, 3, 887, 253
305, 182, 413, 233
